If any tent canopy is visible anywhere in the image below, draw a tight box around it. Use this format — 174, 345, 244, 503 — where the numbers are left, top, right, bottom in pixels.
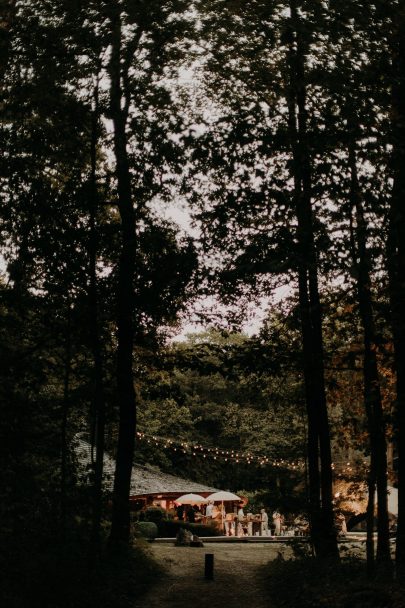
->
175, 493, 208, 505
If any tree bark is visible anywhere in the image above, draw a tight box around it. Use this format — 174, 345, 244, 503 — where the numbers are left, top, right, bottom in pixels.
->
287, 0, 338, 560
88, 79, 106, 548
108, 9, 137, 547
366, 472, 376, 577
0, 0, 16, 83
60, 298, 71, 535
348, 143, 391, 574
388, 3, 405, 579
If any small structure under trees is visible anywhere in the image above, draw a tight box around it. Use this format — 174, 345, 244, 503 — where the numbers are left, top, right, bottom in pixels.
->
76, 439, 220, 511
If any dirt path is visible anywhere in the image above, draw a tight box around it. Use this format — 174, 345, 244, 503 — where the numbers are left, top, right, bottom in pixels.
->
135, 542, 292, 608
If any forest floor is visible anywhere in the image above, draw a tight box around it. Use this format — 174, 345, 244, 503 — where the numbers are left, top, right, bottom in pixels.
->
133, 539, 405, 608
133, 542, 293, 608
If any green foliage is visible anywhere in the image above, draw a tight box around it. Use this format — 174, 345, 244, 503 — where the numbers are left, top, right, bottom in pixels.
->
240, 487, 309, 518
136, 327, 307, 492
144, 506, 166, 523
265, 557, 405, 608
1, 0, 198, 558
156, 520, 221, 538
135, 521, 158, 539
2, 528, 161, 608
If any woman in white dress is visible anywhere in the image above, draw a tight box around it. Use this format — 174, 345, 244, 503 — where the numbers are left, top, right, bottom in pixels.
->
261, 508, 269, 536
272, 510, 282, 536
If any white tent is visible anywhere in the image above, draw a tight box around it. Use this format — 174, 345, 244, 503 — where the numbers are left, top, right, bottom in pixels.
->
371, 485, 398, 516
175, 493, 208, 505
387, 486, 398, 516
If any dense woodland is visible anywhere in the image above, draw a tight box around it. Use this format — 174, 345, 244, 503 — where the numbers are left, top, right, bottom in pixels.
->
2, 0, 405, 606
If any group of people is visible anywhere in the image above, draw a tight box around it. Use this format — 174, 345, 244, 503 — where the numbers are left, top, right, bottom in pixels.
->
173, 500, 339, 537
175, 500, 228, 523
175, 503, 206, 523
228, 506, 285, 537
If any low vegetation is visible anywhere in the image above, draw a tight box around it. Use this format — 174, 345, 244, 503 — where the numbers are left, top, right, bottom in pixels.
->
2, 526, 161, 608
266, 557, 405, 608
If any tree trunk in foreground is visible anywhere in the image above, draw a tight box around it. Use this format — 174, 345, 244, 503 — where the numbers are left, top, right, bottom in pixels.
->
88, 80, 106, 549
60, 298, 71, 535
287, 0, 338, 560
388, 2, 405, 580
0, 0, 16, 82
348, 143, 391, 575
108, 9, 137, 547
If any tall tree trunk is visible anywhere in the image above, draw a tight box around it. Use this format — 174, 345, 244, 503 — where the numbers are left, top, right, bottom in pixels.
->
108, 9, 137, 547
366, 472, 377, 577
60, 298, 71, 535
388, 3, 405, 580
348, 143, 391, 574
88, 80, 106, 548
0, 0, 16, 82
287, 0, 338, 560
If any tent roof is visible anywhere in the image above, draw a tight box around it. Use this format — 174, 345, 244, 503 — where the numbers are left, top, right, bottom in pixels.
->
76, 438, 220, 497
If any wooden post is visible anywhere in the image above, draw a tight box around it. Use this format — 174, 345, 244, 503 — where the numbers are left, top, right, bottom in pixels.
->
205, 553, 214, 580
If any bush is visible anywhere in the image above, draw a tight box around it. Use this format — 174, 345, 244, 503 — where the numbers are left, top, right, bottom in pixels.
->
265, 557, 405, 608
135, 521, 158, 540
1, 525, 162, 608
144, 507, 165, 523
156, 520, 221, 538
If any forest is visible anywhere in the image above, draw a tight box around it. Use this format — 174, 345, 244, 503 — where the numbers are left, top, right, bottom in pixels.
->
1, 0, 405, 607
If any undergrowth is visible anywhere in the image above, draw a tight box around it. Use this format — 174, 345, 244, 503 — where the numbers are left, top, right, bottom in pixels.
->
265, 555, 405, 608
1, 524, 161, 608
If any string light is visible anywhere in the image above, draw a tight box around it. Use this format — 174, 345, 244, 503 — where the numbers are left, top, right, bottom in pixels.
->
136, 431, 305, 470
135, 431, 395, 477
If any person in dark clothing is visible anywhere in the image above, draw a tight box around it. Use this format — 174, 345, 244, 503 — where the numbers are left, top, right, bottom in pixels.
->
176, 504, 184, 520
186, 506, 195, 523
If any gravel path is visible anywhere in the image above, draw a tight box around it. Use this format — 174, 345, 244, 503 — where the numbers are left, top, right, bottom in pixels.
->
134, 542, 292, 608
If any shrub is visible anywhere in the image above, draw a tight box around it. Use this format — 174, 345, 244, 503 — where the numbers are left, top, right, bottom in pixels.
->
156, 520, 221, 538
1, 524, 162, 608
265, 557, 405, 608
135, 521, 158, 539
144, 507, 165, 523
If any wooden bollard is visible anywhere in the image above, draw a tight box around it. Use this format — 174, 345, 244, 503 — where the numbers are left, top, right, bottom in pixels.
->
205, 553, 214, 580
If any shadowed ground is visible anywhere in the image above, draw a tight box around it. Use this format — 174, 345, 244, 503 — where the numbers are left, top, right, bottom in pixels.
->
134, 542, 293, 608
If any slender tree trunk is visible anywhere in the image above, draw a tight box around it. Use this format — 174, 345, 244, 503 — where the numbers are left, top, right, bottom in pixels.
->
0, 0, 16, 82
348, 144, 391, 573
60, 298, 71, 535
108, 9, 137, 547
366, 472, 377, 577
286, 13, 321, 555
388, 3, 405, 580
287, 0, 338, 560
88, 80, 106, 548
297, 262, 322, 552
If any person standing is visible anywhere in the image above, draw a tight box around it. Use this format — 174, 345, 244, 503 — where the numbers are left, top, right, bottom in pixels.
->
206, 501, 214, 519
237, 505, 245, 537
186, 505, 195, 523
247, 512, 254, 536
224, 511, 234, 536
211, 503, 219, 519
261, 508, 269, 536
273, 510, 282, 536
336, 511, 347, 536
